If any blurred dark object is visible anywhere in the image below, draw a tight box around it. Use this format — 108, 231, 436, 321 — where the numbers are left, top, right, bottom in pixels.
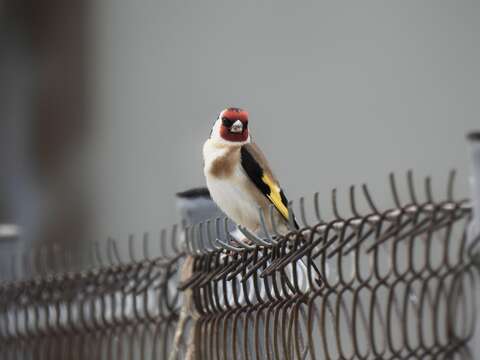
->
176, 187, 220, 225
0, 0, 91, 271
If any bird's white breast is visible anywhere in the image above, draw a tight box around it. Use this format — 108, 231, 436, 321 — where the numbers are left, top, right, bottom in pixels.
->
203, 141, 259, 229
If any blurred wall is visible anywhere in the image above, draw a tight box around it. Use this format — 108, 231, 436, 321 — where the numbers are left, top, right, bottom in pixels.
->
0, 1, 91, 276
88, 1, 479, 240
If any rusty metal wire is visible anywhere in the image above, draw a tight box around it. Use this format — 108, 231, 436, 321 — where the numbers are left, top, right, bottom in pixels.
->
0, 230, 185, 360
0, 171, 478, 359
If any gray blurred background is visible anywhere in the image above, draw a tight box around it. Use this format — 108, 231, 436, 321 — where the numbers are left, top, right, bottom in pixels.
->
1, 0, 479, 256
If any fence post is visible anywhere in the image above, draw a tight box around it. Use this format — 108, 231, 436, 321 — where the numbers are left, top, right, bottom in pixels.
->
467, 132, 480, 357
468, 132, 480, 243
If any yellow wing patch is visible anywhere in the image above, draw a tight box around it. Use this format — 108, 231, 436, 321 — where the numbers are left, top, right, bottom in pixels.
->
261, 174, 289, 220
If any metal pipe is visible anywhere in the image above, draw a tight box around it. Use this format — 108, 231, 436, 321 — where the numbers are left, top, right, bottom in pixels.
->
468, 132, 480, 243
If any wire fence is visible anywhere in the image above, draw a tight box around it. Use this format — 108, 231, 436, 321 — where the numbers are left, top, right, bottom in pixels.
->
0, 171, 478, 359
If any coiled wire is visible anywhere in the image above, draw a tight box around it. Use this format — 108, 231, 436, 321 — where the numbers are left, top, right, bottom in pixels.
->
0, 171, 478, 359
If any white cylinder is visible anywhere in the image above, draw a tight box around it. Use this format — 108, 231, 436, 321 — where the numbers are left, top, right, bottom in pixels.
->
468, 132, 480, 242
467, 132, 480, 360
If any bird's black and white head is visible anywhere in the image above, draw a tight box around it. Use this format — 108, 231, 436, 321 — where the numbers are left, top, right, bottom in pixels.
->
210, 107, 250, 145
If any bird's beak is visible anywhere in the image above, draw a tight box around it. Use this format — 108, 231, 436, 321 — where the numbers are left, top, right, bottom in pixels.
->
230, 120, 244, 133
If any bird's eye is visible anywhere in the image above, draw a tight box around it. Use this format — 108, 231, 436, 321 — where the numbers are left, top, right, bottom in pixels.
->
222, 118, 234, 127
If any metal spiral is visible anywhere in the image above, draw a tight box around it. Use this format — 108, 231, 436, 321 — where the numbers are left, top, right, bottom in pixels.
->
0, 228, 184, 360
0, 171, 478, 359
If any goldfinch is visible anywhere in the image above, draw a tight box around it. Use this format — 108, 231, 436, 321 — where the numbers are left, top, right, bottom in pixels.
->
203, 107, 297, 236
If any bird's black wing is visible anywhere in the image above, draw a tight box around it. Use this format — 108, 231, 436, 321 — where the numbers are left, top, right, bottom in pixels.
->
240, 143, 297, 228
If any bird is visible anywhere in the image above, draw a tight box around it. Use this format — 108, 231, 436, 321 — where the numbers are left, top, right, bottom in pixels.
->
203, 107, 297, 237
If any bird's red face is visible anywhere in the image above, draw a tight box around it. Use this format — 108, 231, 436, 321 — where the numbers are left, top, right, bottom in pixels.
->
219, 108, 249, 142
